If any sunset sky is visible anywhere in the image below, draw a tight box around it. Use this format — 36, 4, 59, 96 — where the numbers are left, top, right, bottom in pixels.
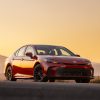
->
0, 0, 100, 62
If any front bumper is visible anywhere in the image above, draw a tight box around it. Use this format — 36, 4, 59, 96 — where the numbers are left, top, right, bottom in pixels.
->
47, 66, 94, 80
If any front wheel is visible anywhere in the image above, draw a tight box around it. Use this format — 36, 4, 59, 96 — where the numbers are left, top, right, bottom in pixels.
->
5, 66, 16, 81
34, 64, 48, 82
75, 79, 90, 83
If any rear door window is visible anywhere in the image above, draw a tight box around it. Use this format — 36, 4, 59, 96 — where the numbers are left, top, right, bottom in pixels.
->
16, 46, 26, 57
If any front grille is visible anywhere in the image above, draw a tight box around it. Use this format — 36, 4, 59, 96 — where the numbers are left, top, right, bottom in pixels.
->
63, 63, 87, 66
56, 68, 91, 76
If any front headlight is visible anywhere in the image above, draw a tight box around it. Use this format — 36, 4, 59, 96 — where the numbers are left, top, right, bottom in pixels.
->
43, 58, 58, 64
86, 62, 91, 65
43, 58, 53, 63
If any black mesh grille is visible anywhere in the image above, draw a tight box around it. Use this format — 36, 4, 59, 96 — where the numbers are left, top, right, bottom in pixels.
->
56, 68, 91, 76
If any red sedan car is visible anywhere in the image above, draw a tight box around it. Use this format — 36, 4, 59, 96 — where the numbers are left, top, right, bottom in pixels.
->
4, 45, 94, 83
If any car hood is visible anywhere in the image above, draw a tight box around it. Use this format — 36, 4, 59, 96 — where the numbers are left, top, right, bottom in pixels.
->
38, 55, 90, 64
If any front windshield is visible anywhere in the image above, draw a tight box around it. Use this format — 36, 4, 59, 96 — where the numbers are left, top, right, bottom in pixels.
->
34, 45, 75, 56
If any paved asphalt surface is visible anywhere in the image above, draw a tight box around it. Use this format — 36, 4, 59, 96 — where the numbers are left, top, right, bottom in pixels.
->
0, 74, 100, 100
0, 80, 100, 100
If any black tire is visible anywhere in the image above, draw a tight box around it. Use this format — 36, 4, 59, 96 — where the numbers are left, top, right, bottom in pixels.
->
5, 66, 16, 81
34, 64, 48, 82
75, 79, 90, 83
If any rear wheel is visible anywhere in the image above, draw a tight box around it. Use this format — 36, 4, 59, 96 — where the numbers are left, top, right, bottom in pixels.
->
34, 64, 48, 82
75, 79, 90, 83
5, 66, 16, 81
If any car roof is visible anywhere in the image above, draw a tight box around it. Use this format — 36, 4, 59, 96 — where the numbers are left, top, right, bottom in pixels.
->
25, 44, 62, 47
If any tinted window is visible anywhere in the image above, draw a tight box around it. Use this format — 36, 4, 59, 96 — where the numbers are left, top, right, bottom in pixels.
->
17, 46, 26, 57
60, 48, 71, 56
35, 45, 75, 56
14, 50, 19, 56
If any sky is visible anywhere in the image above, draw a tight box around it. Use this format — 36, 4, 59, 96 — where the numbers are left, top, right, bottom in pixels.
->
0, 0, 100, 62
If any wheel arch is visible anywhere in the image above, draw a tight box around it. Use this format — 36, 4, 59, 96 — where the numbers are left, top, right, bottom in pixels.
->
33, 62, 48, 82
33, 62, 45, 72
4, 63, 12, 75
34, 62, 42, 69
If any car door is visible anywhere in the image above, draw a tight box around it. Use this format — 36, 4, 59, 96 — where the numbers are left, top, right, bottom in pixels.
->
12, 46, 27, 75
20, 45, 36, 76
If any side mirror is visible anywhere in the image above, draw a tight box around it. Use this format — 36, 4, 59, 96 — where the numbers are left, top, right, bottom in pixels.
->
25, 52, 33, 59
25, 52, 37, 59
75, 54, 80, 57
